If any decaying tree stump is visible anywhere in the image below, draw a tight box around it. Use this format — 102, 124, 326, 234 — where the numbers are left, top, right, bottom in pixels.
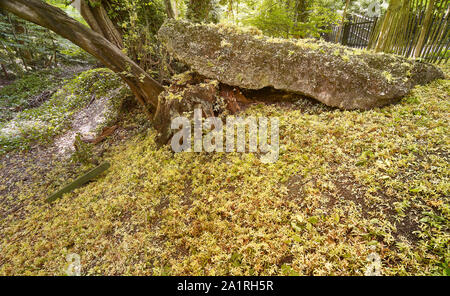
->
153, 72, 253, 145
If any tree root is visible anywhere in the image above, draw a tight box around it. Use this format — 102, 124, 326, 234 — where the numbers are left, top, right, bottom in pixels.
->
153, 72, 254, 145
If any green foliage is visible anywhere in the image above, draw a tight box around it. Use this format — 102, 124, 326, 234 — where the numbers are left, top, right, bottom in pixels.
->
101, 0, 167, 72
242, 0, 340, 38
187, 0, 220, 23
71, 133, 95, 165
0, 9, 90, 77
348, 0, 388, 15
0, 69, 62, 123
0, 12, 55, 73
58, 45, 95, 65
0, 0, 448, 276
69, 68, 124, 98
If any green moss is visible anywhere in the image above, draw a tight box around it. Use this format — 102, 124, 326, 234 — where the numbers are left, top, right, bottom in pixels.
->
0, 67, 448, 276
215, 22, 263, 36
295, 39, 320, 51
220, 39, 232, 48
382, 71, 393, 83
0, 69, 63, 123
0, 68, 126, 155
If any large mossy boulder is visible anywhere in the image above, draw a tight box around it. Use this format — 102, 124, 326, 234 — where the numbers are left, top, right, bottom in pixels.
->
158, 19, 444, 110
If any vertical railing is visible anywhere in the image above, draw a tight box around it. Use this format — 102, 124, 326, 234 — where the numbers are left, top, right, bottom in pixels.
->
324, 10, 449, 64
325, 13, 379, 49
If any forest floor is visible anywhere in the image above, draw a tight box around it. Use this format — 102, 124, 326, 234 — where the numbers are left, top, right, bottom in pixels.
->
0, 64, 448, 276
0, 78, 11, 89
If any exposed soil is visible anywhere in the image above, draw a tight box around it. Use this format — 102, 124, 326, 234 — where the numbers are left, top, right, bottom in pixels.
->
0, 68, 140, 221
54, 91, 113, 155
242, 87, 335, 113
0, 116, 141, 220
286, 172, 422, 246
0, 144, 77, 219
0, 77, 12, 89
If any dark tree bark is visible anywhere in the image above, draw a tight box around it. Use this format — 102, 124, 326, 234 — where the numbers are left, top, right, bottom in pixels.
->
1, 63, 8, 79
78, 0, 124, 49
0, 0, 164, 115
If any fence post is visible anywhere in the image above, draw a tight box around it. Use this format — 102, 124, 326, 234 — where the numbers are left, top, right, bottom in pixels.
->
342, 15, 352, 46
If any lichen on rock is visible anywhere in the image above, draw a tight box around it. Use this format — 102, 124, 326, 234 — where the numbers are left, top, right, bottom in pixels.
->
158, 19, 444, 110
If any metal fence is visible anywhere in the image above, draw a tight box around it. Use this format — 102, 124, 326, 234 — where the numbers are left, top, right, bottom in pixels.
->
326, 13, 379, 49
325, 11, 449, 64
402, 9, 449, 64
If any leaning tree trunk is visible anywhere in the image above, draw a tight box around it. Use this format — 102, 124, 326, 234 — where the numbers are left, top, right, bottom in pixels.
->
0, 0, 164, 117
76, 0, 124, 49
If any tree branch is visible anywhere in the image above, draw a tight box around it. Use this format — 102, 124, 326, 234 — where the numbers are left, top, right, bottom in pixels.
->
0, 0, 163, 108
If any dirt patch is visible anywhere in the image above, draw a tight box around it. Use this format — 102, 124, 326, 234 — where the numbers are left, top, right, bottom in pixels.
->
285, 172, 421, 245
0, 103, 141, 221
332, 176, 374, 218
0, 77, 12, 90
393, 209, 421, 244
242, 87, 334, 113
54, 93, 113, 156
334, 176, 421, 244
285, 174, 308, 202
0, 144, 79, 220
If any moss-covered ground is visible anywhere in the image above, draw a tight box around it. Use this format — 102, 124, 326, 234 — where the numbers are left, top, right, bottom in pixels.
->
0, 65, 448, 276
0, 68, 125, 155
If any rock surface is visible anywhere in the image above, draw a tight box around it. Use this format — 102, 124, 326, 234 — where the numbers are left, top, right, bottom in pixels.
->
158, 19, 445, 110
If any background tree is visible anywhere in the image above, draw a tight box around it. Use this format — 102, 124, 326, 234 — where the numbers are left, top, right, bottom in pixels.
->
0, 0, 165, 117
414, 0, 436, 57
242, 0, 340, 38
335, 0, 351, 42
71, 0, 167, 73
0, 7, 89, 77
186, 0, 220, 23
